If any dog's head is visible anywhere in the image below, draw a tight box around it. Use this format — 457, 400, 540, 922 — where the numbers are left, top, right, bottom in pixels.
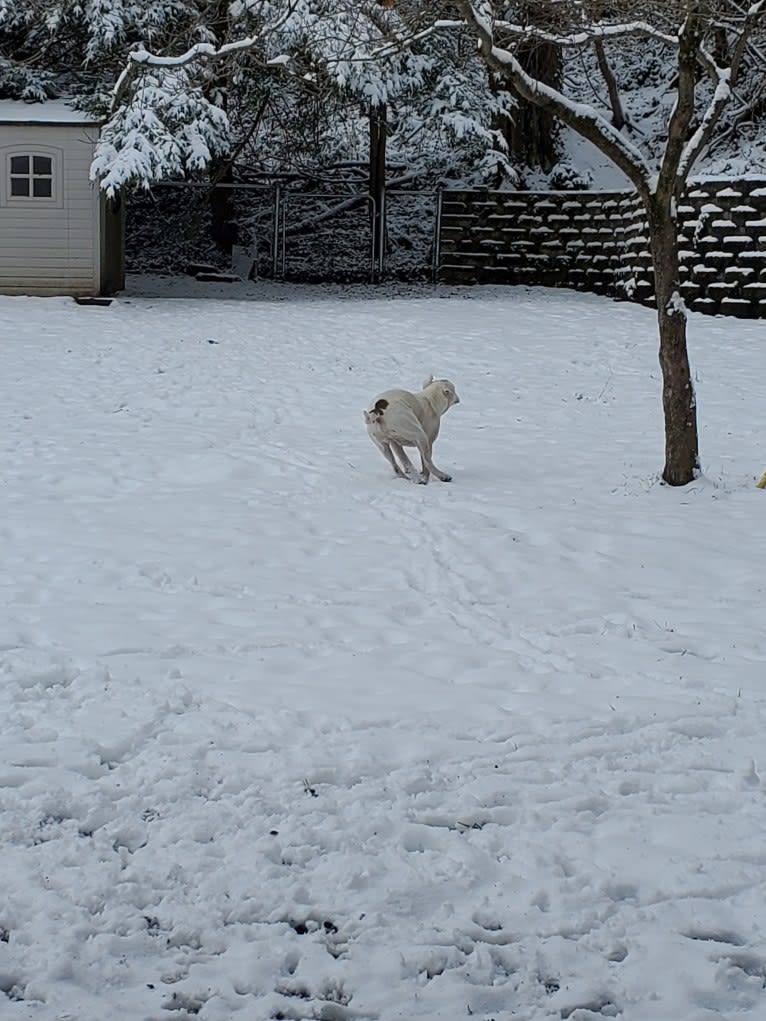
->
422, 376, 460, 411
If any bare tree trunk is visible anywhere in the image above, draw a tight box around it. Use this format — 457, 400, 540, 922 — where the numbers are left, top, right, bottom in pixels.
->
501, 2, 562, 172
646, 197, 699, 486
506, 40, 562, 172
594, 39, 626, 130
452, 0, 766, 486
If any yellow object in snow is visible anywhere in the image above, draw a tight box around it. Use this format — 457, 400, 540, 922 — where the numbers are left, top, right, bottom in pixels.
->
757, 472, 766, 489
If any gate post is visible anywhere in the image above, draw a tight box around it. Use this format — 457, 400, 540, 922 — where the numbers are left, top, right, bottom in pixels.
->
272, 184, 281, 280
369, 102, 387, 282
432, 187, 444, 284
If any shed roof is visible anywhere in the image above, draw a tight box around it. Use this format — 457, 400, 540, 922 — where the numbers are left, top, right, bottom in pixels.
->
0, 99, 101, 126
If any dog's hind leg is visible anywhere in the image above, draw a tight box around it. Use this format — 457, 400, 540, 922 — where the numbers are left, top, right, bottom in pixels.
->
375, 438, 407, 478
391, 441, 418, 478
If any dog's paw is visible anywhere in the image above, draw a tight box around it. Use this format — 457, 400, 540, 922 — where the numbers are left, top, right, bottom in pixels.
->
439, 474, 453, 483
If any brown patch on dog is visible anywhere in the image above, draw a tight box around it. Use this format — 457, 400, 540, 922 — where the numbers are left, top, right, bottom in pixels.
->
371, 398, 389, 417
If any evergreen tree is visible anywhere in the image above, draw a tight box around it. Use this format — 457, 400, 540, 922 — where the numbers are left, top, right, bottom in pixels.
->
0, 2, 514, 192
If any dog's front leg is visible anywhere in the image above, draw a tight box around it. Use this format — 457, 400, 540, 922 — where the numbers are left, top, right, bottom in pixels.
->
410, 428, 439, 484
414, 442, 431, 484
419, 439, 452, 483
427, 459, 452, 483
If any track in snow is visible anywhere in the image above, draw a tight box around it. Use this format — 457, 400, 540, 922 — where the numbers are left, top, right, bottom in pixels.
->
1, 279, 765, 1020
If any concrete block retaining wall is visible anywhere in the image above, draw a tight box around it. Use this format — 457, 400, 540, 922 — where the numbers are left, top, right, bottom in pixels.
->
438, 178, 766, 318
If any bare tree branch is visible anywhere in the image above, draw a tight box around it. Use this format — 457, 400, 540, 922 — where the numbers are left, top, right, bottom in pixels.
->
493, 12, 723, 80
677, 0, 766, 182
455, 1, 653, 196
593, 38, 626, 129
494, 17, 678, 49
658, 6, 705, 203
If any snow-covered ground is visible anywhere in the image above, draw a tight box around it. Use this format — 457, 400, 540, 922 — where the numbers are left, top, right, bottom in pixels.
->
2, 278, 766, 1021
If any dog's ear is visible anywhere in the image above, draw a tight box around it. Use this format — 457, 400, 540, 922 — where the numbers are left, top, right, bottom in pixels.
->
422, 375, 434, 389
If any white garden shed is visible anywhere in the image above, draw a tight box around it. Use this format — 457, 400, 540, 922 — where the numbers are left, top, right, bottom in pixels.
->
0, 100, 124, 297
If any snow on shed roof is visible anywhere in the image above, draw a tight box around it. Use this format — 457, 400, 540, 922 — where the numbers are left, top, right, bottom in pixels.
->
0, 99, 101, 126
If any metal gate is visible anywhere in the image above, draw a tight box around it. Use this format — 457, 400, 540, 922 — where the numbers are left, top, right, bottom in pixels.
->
126, 182, 441, 283
269, 188, 381, 282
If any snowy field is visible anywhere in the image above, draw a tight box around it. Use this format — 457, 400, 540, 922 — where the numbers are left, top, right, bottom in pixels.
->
2, 278, 766, 1021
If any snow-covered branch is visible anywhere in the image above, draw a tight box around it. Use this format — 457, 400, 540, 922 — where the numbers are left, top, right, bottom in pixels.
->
93, 68, 231, 197
110, 3, 299, 113
493, 18, 677, 50
370, 18, 464, 60
676, 0, 766, 182
731, 0, 766, 79
493, 13, 725, 83
677, 71, 732, 183
456, 0, 653, 196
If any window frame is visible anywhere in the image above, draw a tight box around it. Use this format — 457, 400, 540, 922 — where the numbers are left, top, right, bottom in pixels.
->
9, 153, 54, 199
2, 146, 63, 208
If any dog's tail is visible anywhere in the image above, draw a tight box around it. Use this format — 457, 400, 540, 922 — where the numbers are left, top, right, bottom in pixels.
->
363, 398, 388, 425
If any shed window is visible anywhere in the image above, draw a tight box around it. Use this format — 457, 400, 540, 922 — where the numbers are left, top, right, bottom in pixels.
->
9, 154, 54, 198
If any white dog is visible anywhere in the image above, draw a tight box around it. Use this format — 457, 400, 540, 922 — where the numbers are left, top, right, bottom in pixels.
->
364, 376, 460, 484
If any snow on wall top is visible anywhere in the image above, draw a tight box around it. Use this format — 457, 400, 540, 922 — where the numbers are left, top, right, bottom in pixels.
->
0, 99, 100, 126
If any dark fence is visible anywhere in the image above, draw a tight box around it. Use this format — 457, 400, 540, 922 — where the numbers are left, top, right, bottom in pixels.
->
126, 184, 438, 284
126, 177, 766, 317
